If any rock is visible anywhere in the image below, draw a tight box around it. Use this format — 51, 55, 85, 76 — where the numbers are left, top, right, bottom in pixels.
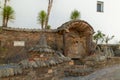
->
6, 68, 11, 77
51, 77, 59, 80
29, 61, 38, 68
49, 60, 56, 65
2, 69, 7, 77
35, 60, 40, 67
39, 61, 46, 67
17, 67, 22, 74
9, 68, 14, 76
39, 61, 43, 67
14, 68, 18, 75
99, 56, 106, 61
45, 61, 50, 67
20, 59, 29, 68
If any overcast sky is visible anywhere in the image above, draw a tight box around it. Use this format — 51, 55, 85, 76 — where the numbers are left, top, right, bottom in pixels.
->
0, 0, 120, 43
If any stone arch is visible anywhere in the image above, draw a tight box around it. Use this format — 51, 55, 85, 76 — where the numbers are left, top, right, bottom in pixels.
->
57, 20, 94, 35
57, 20, 94, 58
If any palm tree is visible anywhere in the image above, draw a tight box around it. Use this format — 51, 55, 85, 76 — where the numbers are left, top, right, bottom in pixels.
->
45, 0, 53, 29
93, 30, 105, 44
38, 10, 47, 29
70, 9, 80, 20
0, 1, 1, 8
2, 6, 15, 27
2, 0, 10, 27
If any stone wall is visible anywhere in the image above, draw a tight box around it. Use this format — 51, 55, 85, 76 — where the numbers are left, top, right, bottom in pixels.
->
0, 28, 90, 60
0, 20, 94, 60
0, 20, 96, 79
0, 28, 63, 61
1, 62, 70, 80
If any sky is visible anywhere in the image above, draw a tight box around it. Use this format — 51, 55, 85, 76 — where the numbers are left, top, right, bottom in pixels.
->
0, 0, 120, 43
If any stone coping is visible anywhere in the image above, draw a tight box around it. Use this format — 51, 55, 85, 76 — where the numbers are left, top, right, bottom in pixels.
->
0, 20, 94, 33
1, 27, 57, 32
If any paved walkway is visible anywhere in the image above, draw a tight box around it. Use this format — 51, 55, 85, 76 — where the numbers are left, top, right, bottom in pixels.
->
63, 64, 120, 80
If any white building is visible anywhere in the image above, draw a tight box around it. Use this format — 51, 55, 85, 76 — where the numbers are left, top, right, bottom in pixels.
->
0, 0, 120, 43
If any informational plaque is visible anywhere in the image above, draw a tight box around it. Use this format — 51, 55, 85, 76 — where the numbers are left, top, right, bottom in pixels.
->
14, 41, 25, 46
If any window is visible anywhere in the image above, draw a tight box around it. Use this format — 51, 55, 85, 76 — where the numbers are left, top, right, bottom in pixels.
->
97, 1, 104, 12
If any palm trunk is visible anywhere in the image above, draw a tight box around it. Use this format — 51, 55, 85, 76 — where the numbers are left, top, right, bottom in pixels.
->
4, 15, 9, 27
45, 0, 53, 29
41, 21, 44, 29
41, 25, 43, 29
5, 18, 8, 27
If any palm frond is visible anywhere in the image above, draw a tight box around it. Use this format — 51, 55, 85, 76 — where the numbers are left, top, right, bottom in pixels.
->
70, 9, 80, 20
37, 10, 47, 29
